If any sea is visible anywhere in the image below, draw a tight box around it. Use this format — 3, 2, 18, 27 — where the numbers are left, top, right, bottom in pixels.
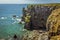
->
0, 4, 27, 39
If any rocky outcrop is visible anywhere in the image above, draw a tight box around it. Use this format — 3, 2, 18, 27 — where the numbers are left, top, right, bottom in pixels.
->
22, 30, 48, 40
22, 5, 60, 30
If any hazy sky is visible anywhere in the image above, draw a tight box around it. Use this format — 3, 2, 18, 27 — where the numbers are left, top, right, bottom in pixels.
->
0, 0, 60, 4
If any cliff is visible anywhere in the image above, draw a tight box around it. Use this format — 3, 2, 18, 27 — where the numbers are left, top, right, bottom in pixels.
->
22, 4, 60, 30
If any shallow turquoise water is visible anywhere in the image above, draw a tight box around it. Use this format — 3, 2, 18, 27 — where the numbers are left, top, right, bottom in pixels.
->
0, 17, 25, 38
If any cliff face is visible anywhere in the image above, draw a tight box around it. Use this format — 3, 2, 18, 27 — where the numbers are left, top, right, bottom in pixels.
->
22, 5, 60, 30
46, 8, 60, 40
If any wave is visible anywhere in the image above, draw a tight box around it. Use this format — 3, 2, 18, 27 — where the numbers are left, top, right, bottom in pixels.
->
16, 18, 25, 24
12, 18, 25, 24
12, 21, 16, 24
12, 18, 22, 24
12, 18, 15, 20
16, 19, 21, 22
0, 17, 7, 19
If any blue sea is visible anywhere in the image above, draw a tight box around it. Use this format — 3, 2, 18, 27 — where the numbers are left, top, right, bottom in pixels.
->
0, 4, 27, 39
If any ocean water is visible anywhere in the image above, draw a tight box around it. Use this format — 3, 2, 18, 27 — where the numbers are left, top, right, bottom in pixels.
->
0, 17, 25, 38
0, 4, 27, 39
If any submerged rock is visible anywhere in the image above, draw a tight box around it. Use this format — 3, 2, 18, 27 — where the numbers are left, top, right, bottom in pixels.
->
13, 15, 16, 18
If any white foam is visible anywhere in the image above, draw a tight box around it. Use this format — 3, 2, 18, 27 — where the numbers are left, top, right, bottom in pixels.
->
16, 19, 22, 22
22, 29, 27, 31
12, 21, 16, 24
12, 18, 14, 20
21, 21, 25, 24
12, 18, 25, 24
1, 17, 5, 19
0, 17, 7, 19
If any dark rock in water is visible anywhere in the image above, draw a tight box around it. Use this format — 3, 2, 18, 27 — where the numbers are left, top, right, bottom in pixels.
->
19, 22, 22, 24
13, 35, 17, 39
22, 5, 60, 30
13, 15, 16, 18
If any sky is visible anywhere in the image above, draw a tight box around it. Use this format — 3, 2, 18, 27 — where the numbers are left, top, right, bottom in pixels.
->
0, 4, 27, 17
0, 0, 60, 4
